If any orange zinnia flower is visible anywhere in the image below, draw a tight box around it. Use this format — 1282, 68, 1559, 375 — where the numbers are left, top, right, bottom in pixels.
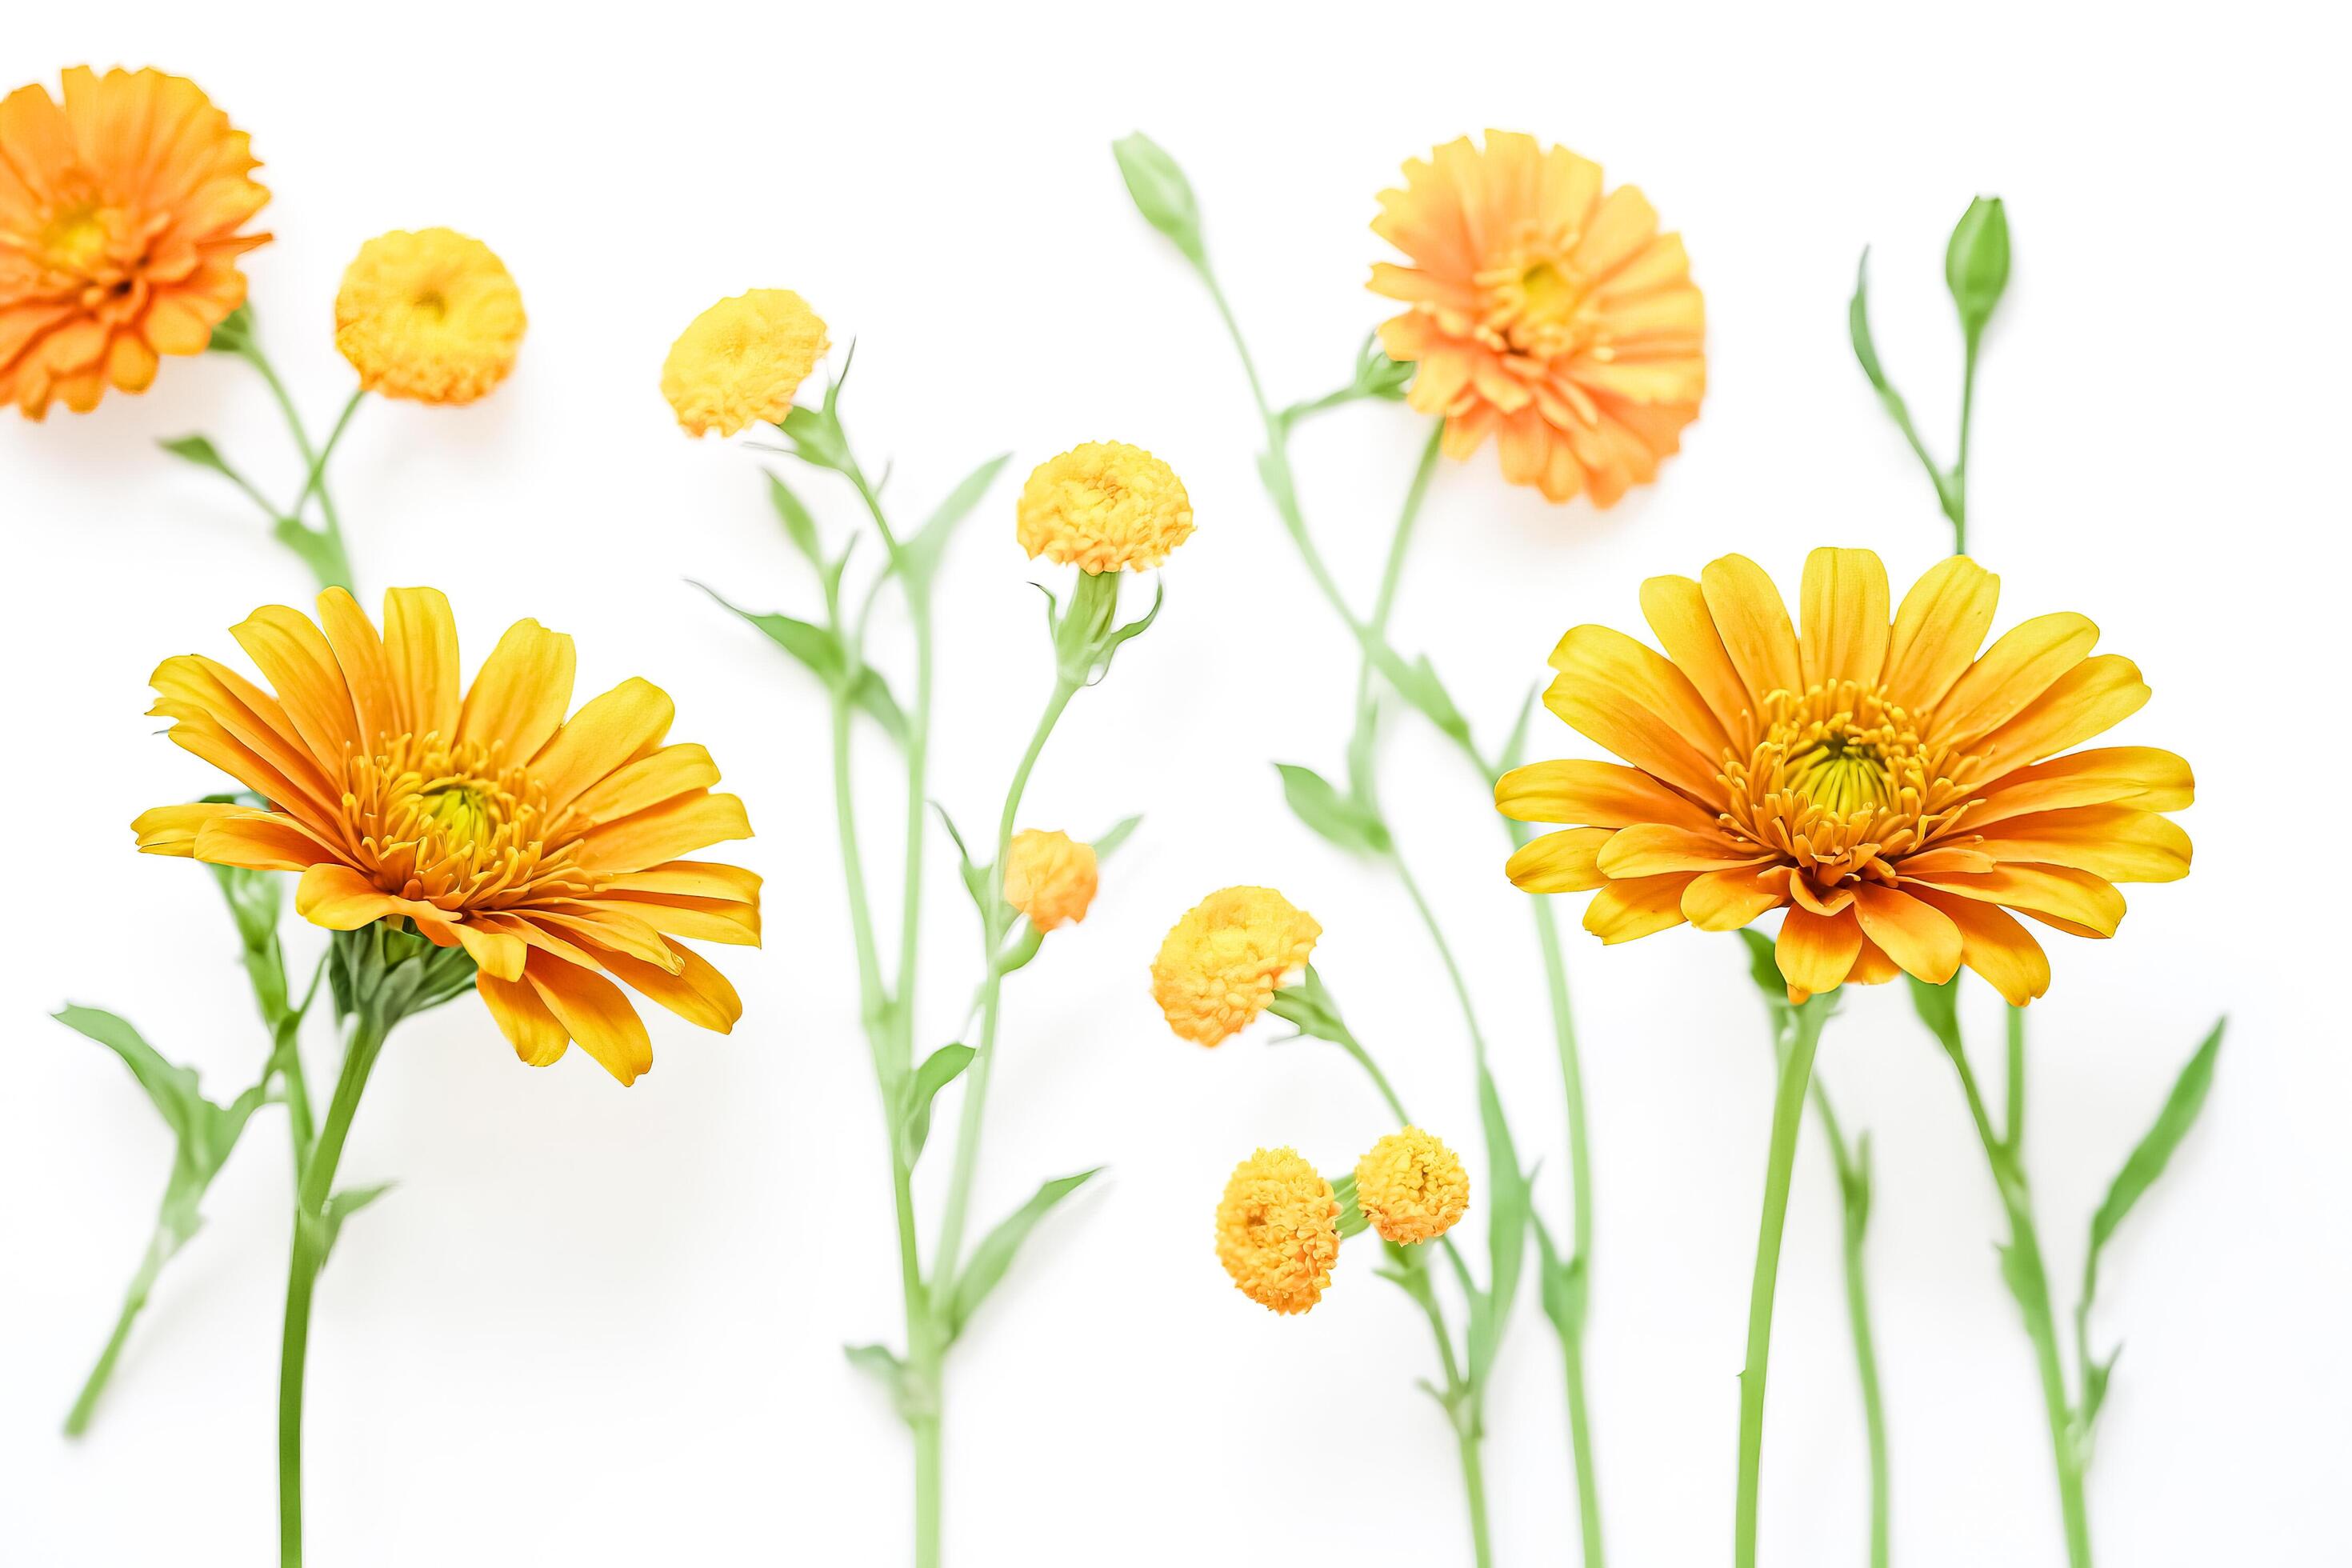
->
1370, 130, 1703, 506
0, 67, 270, 418
1498, 549, 2193, 1004
133, 589, 759, 1083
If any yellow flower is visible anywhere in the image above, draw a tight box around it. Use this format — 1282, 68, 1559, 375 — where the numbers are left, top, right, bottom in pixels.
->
1354, 1127, 1470, 1245
1215, 1146, 1339, 1315
1150, 886, 1321, 1046
662, 289, 828, 438
0, 67, 270, 418
1370, 130, 1704, 506
134, 588, 761, 1085
1017, 441, 1194, 573
1002, 829, 1098, 930
1498, 548, 2194, 1005
335, 228, 525, 405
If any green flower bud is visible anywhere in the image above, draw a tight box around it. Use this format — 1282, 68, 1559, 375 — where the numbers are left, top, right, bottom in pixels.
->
1113, 132, 1205, 266
1945, 195, 2010, 338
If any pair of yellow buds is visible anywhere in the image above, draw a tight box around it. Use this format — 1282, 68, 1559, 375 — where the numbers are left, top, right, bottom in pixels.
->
1217, 1128, 1470, 1315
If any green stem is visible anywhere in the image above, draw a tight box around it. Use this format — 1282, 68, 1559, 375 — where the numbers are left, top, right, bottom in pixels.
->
1810, 1080, 1890, 1568
1943, 1011, 2091, 1567
1950, 329, 1979, 556
911, 1405, 943, 1568
1458, 1426, 1495, 1568
932, 674, 1081, 1281
62, 1226, 173, 1438
278, 1006, 391, 1568
1735, 995, 1830, 1568
236, 339, 358, 594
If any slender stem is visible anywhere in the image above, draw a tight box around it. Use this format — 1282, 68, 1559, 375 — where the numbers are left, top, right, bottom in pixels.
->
62, 1226, 172, 1437
1389, 852, 1487, 1070
844, 461, 928, 1050
1809, 1081, 1890, 1568
1458, 1426, 1495, 1568
1350, 424, 1445, 723
911, 1407, 943, 1568
2004, 1002, 2026, 1158
236, 339, 358, 593
1736, 996, 1829, 1568
279, 1007, 391, 1568
1950, 330, 1980, 556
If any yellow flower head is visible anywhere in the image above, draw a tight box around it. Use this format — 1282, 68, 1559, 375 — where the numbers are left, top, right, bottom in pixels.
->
1215, 1146, 1339, 1315
1498, 547, 2194, 1005
662, 289, 828, 438
0, 67, 270, 418
1017, 441, 1194, 574
335, 228, 525, 405
134, 588, 761, 1086
1150, 886, 1321, 1046
1370, 130, 1704, 506
1002, 829, 1098, 931
1354, 1127, 1470, 1245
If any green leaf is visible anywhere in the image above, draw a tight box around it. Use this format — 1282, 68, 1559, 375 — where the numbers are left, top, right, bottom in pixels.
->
2082, 1344, 2122, 1430
56, 1006, 202, 1146
1904, 972, 1964, 1054
1848, 250, 1893, 394
1530, 1214, 1589, 1339
946, 1168, 1102, 1338
901, 454, 1010, 589
1090, 814, 1142, 861
1945, 195, 2011, 338
932, 803, 995, 914
319, 1181, 396, 1262
991, 924, 1046, 979
844, 1343, 918, 1421
696, 582, 844, 687
1377, 647, 1472, 747
1498, 686, 1539, 774
158, 434, 234, 477
1467, 1065, 1530, 1383
766, 471, 825, 566
849, 666, 909, 747
1274, 762, 1390, 857
898, 1044, 975, 1165
1112, 132, 1206, 266
2088, 1021, 2223, 1259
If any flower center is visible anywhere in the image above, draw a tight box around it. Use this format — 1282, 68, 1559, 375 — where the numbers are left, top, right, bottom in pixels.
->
410, 288, 448, 322
336, 734, 591, 910
1474, 247, 1592, 358
1716, 682, 1980, 882
41, 202, 115, 275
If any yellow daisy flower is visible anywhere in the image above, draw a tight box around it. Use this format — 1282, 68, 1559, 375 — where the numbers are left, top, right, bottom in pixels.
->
1354, 1127, 1470, 1245
1215, 1146, 1340, 1315
334, 228, 525, 405
1002, 828, 1098, 931
662, 288, 829, 438
1150, 886, 1321, 1046
134, 588, 760, 1084
1017, 441, 1194, 573
1498, 547, 2193, 1004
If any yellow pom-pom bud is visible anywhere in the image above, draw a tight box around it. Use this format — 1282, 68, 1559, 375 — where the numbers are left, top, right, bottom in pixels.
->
1353, 1126, 1470, 1245
334, 228, 525, 406
1215, 1146, 1339, 1315
1002, 828, 1098, 930
1016, 440, 1194, 573
1149, 886, 1321, 1046
662, 289, 829, 438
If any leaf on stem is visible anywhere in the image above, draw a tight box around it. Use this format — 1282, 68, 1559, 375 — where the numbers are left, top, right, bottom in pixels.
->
158, 434, 234, 477
319, 1181, 396, 1262
898, 454, 1010, 590
1274, 762, 1390, 856
695, 582, 845, 686
946, 1168, 1102, 1339
898, 1044, 975, 1165
1090, 814, 1142, 861
766, 471, 826, 566
1467, 1065, 1530, 1385
2088, 1019, 2223, 1258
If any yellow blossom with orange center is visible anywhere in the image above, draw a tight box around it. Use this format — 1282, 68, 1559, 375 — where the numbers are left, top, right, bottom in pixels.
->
1002, 829, 1098, 930
334, 228, 525, 405
1017, 441, 1194, 573
1370, 130, 1704, 506
1354, 1127, 1470, 1245
662, 289, 829, 438
1150, 886, 1321, 1046
0, 67, 270, 418
1214, 1146, 1339, 1315
134, 588, 761, 1084
1498, 548, 2194, 1004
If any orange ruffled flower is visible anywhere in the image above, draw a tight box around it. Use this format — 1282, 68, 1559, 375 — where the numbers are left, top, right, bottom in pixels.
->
134, 588, 760, 1084
1498, 549, 2193, 1005
0, 67, 270, 418
1370, 130, 1703, 506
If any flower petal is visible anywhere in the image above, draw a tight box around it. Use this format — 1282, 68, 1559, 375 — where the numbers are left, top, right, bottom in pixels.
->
1583, 873, 1697, 943
531, 678, 675, 810
133, 802, 245, 856
523, 954, 652, 1086
1506, 827, 1613, 892
1936, 612, 2099, 746
457, 617, 576, 759
315, 588, 401, 751
1494, 758, 1720, 830
1640, 574, 1757, 746
294, 863, 414, 930
1700, 554, 1802, 706
563, 744, 718, 826
573, 792, 752, 874
1542, 624, 1729, 802
477, 969, 569, 1067
1905, 888, 2052, 1006
1776, 906, 1862, 996
1970, 806, 2191, 885
1965, 746, 2194, 825
1798, 547, 1890, 690
575, 938, 742, 1034
1681, 864, 1790, 931
1885, 556, 1999, 710
1597, 823, 1770, 878
1850, 882, 1962, 984
1974, 656, 2150, 773
382, 586, 461, 741
191, 811, 336, 872
230, 603, 358, 768
1902, 862, 2125, 938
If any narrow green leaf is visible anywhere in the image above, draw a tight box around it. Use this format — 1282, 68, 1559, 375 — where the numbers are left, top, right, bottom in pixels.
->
158, 434, 234, 475
1849, 250, 1892, 392
991, 925, 1046, 979
320, 1181, 396, 1262
902, 454, 1010, 587
947, 1168, 1102, 1338
850, 666, 908, 746
55, 1007, 202, 1146
899, 1044, 975, 1165
2089, 1021, 2223, 1257
1530, 1213, 1588, 1339
1375, 647, 1471, 746
1090, 814, 1142, 862
844, 1343, 917, 1420
766, 471, 825, 566
695, 582, 844, 686
1111, 132, 1206, 265
1468, 1066, 1530, 1382
1274, 762, 1390, 856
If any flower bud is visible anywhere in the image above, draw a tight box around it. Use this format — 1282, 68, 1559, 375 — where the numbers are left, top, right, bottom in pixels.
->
1113, 133, 1206, 266
1945, 195, 2010, 338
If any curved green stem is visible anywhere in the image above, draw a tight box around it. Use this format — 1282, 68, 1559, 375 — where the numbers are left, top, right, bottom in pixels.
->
63, 1226, 173, 1438
235, 338, 359, 593
1736, 995, 1830, 1568
1810, 1080, 1890, 1568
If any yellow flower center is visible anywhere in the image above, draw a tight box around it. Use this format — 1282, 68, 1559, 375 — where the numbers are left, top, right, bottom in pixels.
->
1475, 247, 1592, 358
42, 202, 116, 275
1718, 682, 1980, 882
410, 288, 448, 322
339, 734, 590, 909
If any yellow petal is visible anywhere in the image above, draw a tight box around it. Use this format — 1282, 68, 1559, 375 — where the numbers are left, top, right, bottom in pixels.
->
230, 603, 358, 769
1682, 865, 1790, 931
1543, 624, 1729, 802
382, 587, 461, 742
1903, 863, 2125, 938
564, 744, 718, 826
1640, 574, 1755, 744
1596, 823, 1770, 878
1974, 656, 2150, 773
1798, 547, 1891, 690
1700, 554, 1802, 706
1966, 746, 2194, 825
1936, 612, 2098, 746
531, 678, 675, 810
452, 922, 528, 982
1776, 906, 1862, 995
191, 812, 335, 873
293, 863, 411, 930
133, 802, 243, 856
523, 954, 652, 1086
1494, 758, 1719, 830
578, 938, 742, 1034
1506, 827, 1614, 892
1907, 889, 2051, 1006
1885, 556, 1999, 710
1851, 882, 1962, 984
316, 588, 400, 751
458, 617, 576, 758
1972, 807, 2191, 885
1583, 873, 1696, 943
477, 970, 569, 1067
574, 792, 751, 874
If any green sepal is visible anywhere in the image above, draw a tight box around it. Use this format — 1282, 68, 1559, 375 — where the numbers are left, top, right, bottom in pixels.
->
1331, 1174, 1368, 1240
1274, 762, 1390, 857
1903, 970, 1964, 1054
205, 303, 254, 353
897, 1044, 975, 1166
945, 1167, 1102, 1340
1351, 332, 1414, 402
1112, 132, 1206, 266
1262, 965, 1352, 1047
1737, 928, 1794, 1022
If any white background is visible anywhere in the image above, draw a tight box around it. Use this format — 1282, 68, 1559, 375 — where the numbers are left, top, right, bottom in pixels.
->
3, 5, 2344, 1565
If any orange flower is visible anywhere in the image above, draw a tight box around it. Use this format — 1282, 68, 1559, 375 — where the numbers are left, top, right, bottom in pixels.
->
134, 588, 760, 1084
0, 67, 270, 418
1498, 549, 2193, 1004
1370, 130, 1702, 506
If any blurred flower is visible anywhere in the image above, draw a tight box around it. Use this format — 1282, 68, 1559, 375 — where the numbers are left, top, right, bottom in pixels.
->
662, 288, 827, 437
1354, 1127, 1470, 1244
1215, 1146, 1339, 1314
134, 587, 759, 1083
1370, 130, 1703, 506
0, 66, 270, 418
1002, 829, 1098, 930
334, 228, 525, 405
1150, 886, 1321, 1046
1498, 548, 2192, 1004
1017, 441, 1194, 573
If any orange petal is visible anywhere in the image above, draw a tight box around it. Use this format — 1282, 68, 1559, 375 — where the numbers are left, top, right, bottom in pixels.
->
1776, 906, 1862, 995
1906, 888, 2052, 1006
477, 970, 569, 1067
316, 589, 400, 751
1494, 758, 1719, 830
1974, 656, 2150, 773
1701, 554, 1802, 706
451, 922, 528, 982
570, 893, 760, 947
294, 863, 413, 930
133, 802, 245, 856
576, 938, 742, 1034
1543, 625, 1729, 802
1597, 823, 1771, 878
1850, 882, 1962, 984
382, 587, 461, 742
1936, 612, 2098, 746
1885, 556, 2000, 710
1506, 827, 1614, 892
191, 812, 335, 873
1682, 864, 1790, 932
230, 603, 358, 768
601, 860, 763, 903
523, 953, 652, 1086
1798, 547, 1891, 689
1902, 862, 2125, 938
564, 744, 718, 826
573, 792, 752, 874
1583, 873, 1697, 943
1971, 806, 2191, 885
1640, 574, 1755, 746
531, 678, 675, 810
1848, 937, 1903, 986
458, 617, 576, 759
1966, 746, 2194, 825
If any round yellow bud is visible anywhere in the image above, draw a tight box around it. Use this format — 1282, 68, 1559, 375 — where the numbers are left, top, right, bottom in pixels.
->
1149, 886, 1320, 1046
1002, 829, 1098, 930
662, 288, 828, 438
1353, 1126, 1470, 1245
334, 228, 525, 405
1215, 1146, 1339, 1315
1016, 440, 1194, 573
